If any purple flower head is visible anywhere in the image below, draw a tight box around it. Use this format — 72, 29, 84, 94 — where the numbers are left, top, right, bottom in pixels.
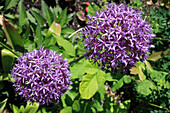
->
82, 4, 155, 73
11, 46, 72, 105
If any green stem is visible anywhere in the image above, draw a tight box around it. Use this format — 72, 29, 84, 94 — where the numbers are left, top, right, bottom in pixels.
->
68, 28, 83, 39
69, 55, 85, 65
148, 102, 170, 112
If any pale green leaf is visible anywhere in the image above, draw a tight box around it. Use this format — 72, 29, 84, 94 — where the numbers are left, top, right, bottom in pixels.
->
70, 60, 85, 79
96, 70, 107, 84
84, 60, 98, 75
137, 80, 155, 96
60, 107, 72, 113
0, 99, 7, 113
80, 74, 98, 99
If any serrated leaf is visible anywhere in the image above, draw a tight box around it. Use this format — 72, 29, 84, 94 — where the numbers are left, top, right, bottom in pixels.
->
0, 15, 24, 52
70, 60, 85, 79
30, 8, 44, 27
72, 100, 80, 112
1, 49, 17, 73
148, 51, 162, 61
60, 107, 72, 113
54, 35, 75, 56
0, 99, 7, 113
84, 60, 98, 74
130, 63, 145, 81
145, 60, 153, 72
41, 0, 53, 25
5, 0, 17, 10
80, 74, 98, 99
137, 80, 155, 96
18, 0, 28, 26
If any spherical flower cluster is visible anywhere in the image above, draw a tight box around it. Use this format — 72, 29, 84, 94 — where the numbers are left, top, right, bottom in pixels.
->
82, 4, 155, 73
11, 46, 72, 105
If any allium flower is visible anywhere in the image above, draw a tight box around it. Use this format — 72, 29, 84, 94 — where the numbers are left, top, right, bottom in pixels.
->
11, 46, 72, 105
82, 4, 155, 73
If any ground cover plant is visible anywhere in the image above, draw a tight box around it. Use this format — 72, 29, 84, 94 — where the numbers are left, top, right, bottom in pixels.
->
0, 0, 169, 113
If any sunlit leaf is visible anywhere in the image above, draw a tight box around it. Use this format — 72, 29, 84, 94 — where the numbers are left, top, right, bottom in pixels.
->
80, 74, 98, 99
0, 99, 7, 113
24, 101, 39, 113
1, 49, 17, 73
84, 60, 98, 75
60, 106, 72, 113
145, 60, 153, 72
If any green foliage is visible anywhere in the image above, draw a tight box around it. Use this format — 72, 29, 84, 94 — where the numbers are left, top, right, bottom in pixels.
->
11, 101, 39, 113
0, 0, 169, 112
0, 99, 7, 113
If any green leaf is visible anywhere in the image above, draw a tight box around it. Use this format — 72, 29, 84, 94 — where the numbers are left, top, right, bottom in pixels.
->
84, 60, 98, 75
111, 77, 124, 91
87, 3, 100, 17
80, 74, 98, 99
5, 0, 17, 10
72, 100, 80, 112
96, 70, 107, 84
137, 80, 155, 96
1, 49, 16, 73
30, 8, 44, 27
18, 0, 28, 26
61, 27, 75, 35
56, 8, 67, 26
35, 24, 43, 46
92, 100, 103, 112
60, 107, 72, 113
0, 99, 7, 113
23, 101, 39, 113
70, 60, 85, 79
12, 105, 19, 113
26, 12, 36, 24
123, 75, 131, 84
0, 16, 24, 52
54, 35, 75, 56
98, 84, 105, 100
41, 0, 53, 25
61, 94, 73, 108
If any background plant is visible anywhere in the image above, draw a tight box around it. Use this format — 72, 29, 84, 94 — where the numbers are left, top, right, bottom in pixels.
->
0, 0, 169, 113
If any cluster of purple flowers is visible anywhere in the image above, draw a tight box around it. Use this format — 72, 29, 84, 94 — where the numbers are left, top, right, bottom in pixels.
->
82, 4, 155, 73
11, 46, 72, 105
